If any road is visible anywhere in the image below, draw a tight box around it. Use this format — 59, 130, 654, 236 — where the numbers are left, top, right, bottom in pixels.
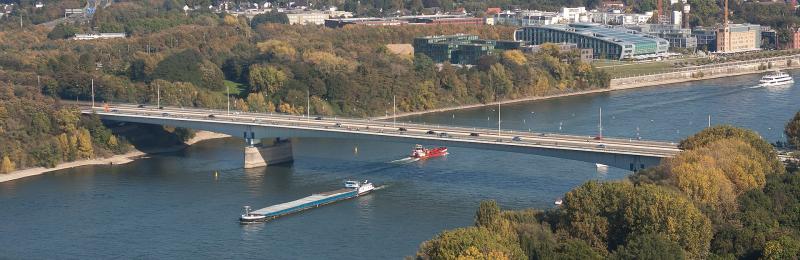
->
84, 103, 681, 158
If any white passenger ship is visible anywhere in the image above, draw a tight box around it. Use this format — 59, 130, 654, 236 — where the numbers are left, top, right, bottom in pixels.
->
759, 71, 794, 87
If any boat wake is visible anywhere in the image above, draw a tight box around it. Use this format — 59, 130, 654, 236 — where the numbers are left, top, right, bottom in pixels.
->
389, 157, 420, 164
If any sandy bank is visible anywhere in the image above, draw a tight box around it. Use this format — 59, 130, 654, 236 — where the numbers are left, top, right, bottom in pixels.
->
0, 131, 229, 183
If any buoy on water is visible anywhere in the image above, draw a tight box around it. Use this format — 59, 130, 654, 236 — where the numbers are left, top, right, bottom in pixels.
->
354, 146, 358, 154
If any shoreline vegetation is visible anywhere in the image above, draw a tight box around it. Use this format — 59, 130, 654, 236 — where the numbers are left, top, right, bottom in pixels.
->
0, 131, 228, 183
415, 125, 800, 259
376, 56, 800, 120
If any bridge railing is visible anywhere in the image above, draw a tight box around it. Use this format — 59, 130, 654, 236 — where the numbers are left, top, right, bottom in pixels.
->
93, 107, 678, 157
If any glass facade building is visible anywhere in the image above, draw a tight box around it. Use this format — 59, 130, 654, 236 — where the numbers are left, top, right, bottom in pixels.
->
413, 34, 523, 65
514, 23, 669, 60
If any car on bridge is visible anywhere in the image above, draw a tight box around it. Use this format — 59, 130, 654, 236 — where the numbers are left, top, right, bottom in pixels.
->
315, 116, 323, 120
470, 133, 480, 137
162, 112, 170, 116
597, 144, 607, 149
137, 104, 145, 108
208, 114, 216, 118
512, 136, 523, 141
334, 123, 342, 127
438, 132, 449, 138
426, 130, 436, 135
398, 127, 407, 132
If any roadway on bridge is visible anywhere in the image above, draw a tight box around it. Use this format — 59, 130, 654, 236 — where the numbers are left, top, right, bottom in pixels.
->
85, 104, 682, 158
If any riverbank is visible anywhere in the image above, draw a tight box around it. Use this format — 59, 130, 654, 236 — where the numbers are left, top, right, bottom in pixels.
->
374, 56, 798, 120
0, 131, 230, 183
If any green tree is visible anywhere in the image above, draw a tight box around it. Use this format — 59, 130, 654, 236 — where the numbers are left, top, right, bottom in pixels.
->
762, 235, 800, 260
415, 227, 526, 260
152, 49, 224, 91
475, 200, 500, 228
610, 233, 686, 260
786, 111, 800, 148
0, 155, 15, 174
248, 64, 287, 95
679, 125, 783, 174
251, 11, 289, 28
561, 181, 712, 258
75, 128, 94, 159
47, 23, 77, 40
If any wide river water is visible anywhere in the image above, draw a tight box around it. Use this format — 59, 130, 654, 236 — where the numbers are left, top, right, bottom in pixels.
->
1, 72, 798, 259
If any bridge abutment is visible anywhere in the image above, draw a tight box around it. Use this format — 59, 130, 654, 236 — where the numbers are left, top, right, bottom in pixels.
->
243, 138, 294, 169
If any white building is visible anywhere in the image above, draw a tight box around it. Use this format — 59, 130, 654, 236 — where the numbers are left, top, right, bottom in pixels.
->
559, 7, 586, 23
72, 33, 126, 40
494, 10, 560, 26
286, 10, 353, 25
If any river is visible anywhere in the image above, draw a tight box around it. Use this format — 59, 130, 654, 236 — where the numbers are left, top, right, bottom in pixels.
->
1, 72, 798, 259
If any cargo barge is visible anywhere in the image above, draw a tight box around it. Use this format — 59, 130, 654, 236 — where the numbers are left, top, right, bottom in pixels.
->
240, 180, 375, 223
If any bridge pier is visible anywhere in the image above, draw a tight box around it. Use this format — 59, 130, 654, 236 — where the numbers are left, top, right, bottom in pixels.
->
243, 131, 293, 169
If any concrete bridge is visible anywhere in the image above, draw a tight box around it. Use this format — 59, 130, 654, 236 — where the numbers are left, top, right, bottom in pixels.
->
83, 104, 681, 171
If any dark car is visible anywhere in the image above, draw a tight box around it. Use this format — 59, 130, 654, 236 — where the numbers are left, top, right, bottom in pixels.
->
137, 104, 145, 108
426, 130, 436, 135
398, 127, 408, 132
512, 136, 523, 141
438, 132, 449, 138
314, 116, 323, 120
158, 106, 164, 110
334, 123, 342, 127
161, 112, 170, 116
208, 114, 216, 118
470, 133, 480, 137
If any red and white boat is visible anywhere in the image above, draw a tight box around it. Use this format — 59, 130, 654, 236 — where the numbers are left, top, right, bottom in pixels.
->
411, 144, 448, 159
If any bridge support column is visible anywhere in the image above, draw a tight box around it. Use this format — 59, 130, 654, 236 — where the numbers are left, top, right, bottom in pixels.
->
243, 138, 294, 169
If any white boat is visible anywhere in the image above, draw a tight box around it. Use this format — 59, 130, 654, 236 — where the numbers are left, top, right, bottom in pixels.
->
239, 206, 266, 223
345, 180, 375, 195
595, 163, 608, 168
759, 71, 794, 87
554, 199, 563, 206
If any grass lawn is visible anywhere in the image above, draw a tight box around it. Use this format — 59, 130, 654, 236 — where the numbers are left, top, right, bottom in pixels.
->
593, 56, 710, 78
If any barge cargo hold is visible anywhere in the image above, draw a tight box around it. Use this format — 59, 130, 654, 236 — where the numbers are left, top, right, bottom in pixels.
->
240, 180, 375, 223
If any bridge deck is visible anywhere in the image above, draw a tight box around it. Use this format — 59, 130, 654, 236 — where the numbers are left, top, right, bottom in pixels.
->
82, 104, 681, 160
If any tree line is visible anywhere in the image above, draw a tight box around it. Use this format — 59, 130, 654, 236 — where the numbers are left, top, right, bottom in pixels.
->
0, 84, 131, 173
415, 122, 800, 259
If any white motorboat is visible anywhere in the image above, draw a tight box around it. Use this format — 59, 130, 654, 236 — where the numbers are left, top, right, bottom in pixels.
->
759, 71, 794, 87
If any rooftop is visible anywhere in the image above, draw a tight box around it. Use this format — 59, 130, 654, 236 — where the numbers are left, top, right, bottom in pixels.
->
539, 23, 667, 45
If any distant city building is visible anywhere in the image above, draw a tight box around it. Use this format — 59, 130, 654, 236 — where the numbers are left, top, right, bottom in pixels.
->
286, 10, 353, 25
413, 34, 522, 65
588, 11, 654, 25
324, 14, 483, 28
716, 23, 761, 53
560, 7, 587, 23
72, 33, 126, 40
790, 28, 800, 49
760, 26, 778, 50
692, 27, 717, 52
485, 7, 502, 15
514, 23, 669, 60
630, 24, 697, 50
494, 10, 560, 26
